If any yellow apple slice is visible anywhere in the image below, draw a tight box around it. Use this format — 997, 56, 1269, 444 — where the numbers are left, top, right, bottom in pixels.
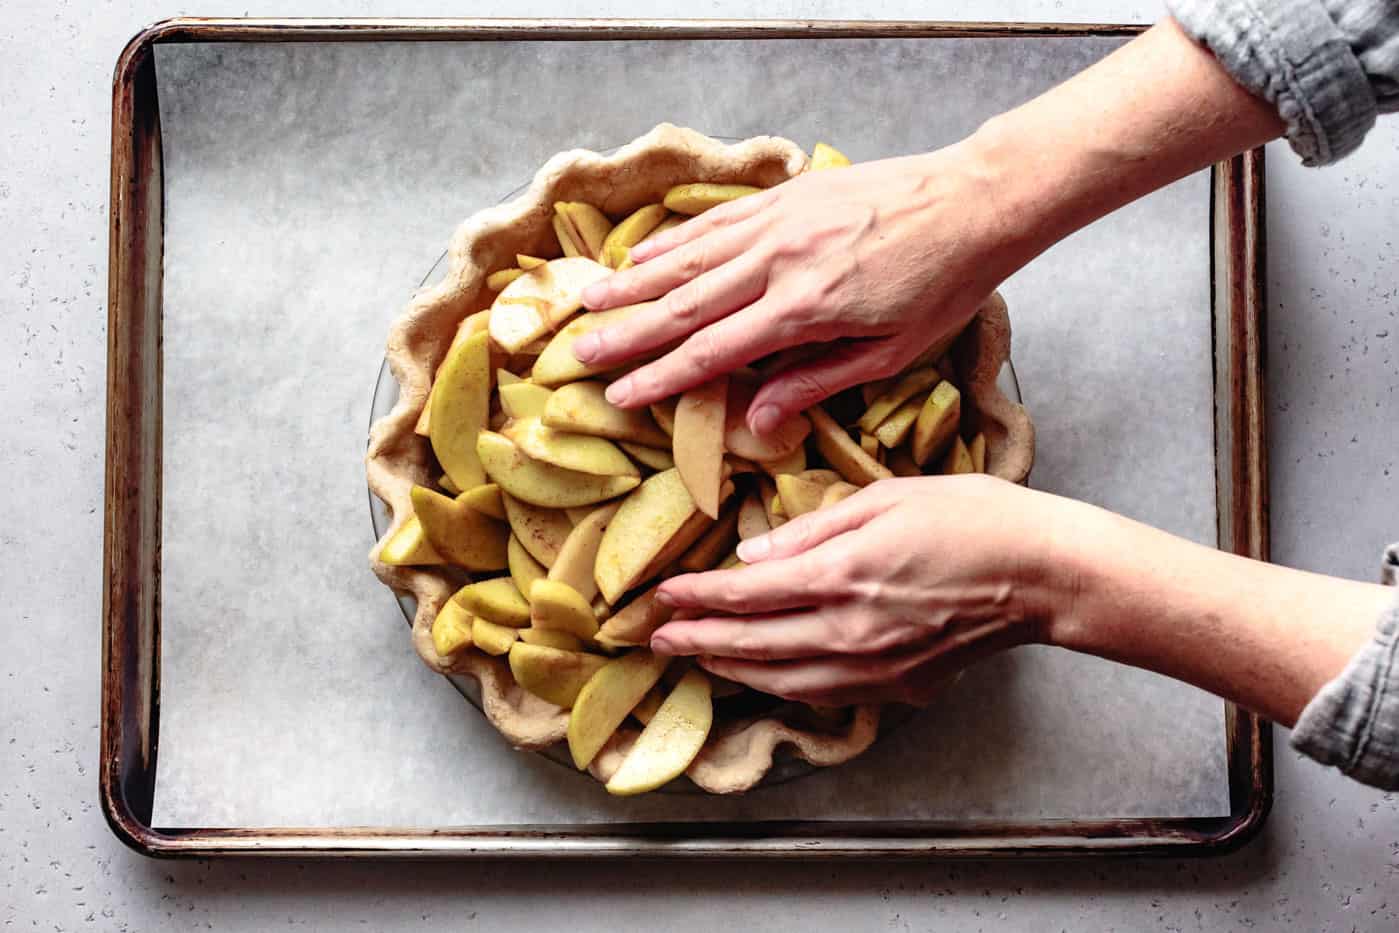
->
548, 501, 622, 602
600, 203, 668, 268
487, 257, 611, 353
887, 447, 921, 477
439, 473, 462, 496
553, 214, 582, 257
554, 202, 613, 261
378, 516, 442, 566
969, 432, 987, 473
477, 431, 640, 509
568, 650, 671, 769
453, 577, 531, 627
517, 254, 547, 270
504, 417, 639, 478
486, 267, 525, 291
415, 309, 490, 436
507, 533, 548, 598
458, 483, 505, 520
774, 473, 832, 519
427, 329, 491, 491
757, 444, 806, 477
619, 442, 674, 471
501, 493, 572, 569
431, 600, 475, 659
858, 368, 941, 433
724, 376, 810, 461
809, 142, 852, 170
530, 302, 657, 387
942, 435, 975, 475
859, 432, 880, 458
563, 507, 591, 526
631, 687, 666, 725
409, 485, 508, 571
736, 492, 770, 541
663, 183, 761, 216
872, 393, 929, 448
594, 468, 700, 604
529, 579, 600, 639
605, 669, 713, 796
758, 476, 786, 528
678, 502, 740, 572
518, 627, 584, 651
473, 618, 519, 656
808, 406, 894, 486
821, 481, 862, 508
673, 376, 728, 518
509, 642, 609, 708
641, 213, 685, 242
498, 382, 553, 420
543, 381, 670, 448
911, 381, 962, 465
595, 583, 670, 648
650, 398, 677, 436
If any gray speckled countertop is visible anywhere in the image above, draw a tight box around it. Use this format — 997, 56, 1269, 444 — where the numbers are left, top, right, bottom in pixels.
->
3, 1, 1397, 930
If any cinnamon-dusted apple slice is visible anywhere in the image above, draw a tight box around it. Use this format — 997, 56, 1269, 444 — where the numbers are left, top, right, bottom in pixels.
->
774, 473, 834, 520
553, 202, 614, 261
757, 444, 806, 477
594, 468, 700, 604
673, 376, 728, 519
547, 501, 623, 602
487, 257, 611, 353
630, 687, 666, 725
911, 381, 962, 465
509, 642, 609, 708
497, 382, 553, 420
502, 493, 573, 569
486, 267, 525, 291
477, 431, 640, 508
650, 397, 678, 437
529, 579, 601, 640
736, 492, 771, 541
473, 618, 519, 656
504, 417, 639, 478
600, 204, 669, 269
605, 669, 713, 796
409, 485, 508, 571
663, 183, 761, 215
941, 435, 975, 475
619, 442, 675, 472
543, 381, 670, 448
871, 393, 929, 449
568, 650, 671, 769
531, 302, 657, 387
377, 516, 442, 567
415, 309, 490, 436
427, 329, 492, 491
430, 600, 474, 660
595, 583, 670, 648
458, 483, 505, 520
519, 627, 584, 651
807, 407, 894, 486
453, 577, 531, 627
678, 502, 741, 572
507, 533, 548, 598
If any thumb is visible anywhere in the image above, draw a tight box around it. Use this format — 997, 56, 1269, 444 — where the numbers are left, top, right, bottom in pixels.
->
737, 484, 891, 563
747, 337, 903, 436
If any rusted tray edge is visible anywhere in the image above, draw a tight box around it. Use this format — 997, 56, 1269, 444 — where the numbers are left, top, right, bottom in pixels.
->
102, 18, 1269, 860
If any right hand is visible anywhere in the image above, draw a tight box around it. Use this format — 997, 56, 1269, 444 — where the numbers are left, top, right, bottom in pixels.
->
573, 140, 1029, 435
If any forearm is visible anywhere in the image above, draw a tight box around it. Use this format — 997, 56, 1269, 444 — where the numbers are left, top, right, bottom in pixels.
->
957, 18, 1284, 281
1047, 501, 1391, 727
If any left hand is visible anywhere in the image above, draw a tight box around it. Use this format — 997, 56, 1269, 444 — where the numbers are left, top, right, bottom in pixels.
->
650, 475, 1074, 707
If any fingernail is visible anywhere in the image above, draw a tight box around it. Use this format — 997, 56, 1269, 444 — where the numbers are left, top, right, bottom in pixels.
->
581, 282, 608, 308
573, 331, 600, 362
605, 377, 633, 406
736, 535, 770, 562
650, 635, 675, 655
750, 404, 782, 436
655, 589, 676, 607
629, 240, 654, 261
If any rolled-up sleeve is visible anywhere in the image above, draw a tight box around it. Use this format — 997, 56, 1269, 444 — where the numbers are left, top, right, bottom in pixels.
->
1167, 0, 1399, 165
1291, 545, 1399, 790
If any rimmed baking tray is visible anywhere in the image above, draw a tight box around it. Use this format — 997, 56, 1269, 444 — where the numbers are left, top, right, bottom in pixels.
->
103, 17, 1270, 858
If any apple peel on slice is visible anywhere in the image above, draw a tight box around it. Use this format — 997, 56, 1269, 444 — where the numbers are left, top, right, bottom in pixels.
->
605, 669, 713, 796
568, 650, 671, 770
487, 257, 611, 353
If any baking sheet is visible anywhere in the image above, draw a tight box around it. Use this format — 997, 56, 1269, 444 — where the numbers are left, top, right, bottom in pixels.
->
151, 35, 1227, 828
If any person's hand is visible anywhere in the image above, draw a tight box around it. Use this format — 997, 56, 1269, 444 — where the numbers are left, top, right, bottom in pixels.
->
649, 475, 1079, 707
573, 145, 1026, 436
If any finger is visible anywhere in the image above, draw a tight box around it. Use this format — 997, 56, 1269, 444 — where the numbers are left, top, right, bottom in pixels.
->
606, 298, 798, 407
698, 644, 947, 705
629, 188, 777, 263
735, 487, 891, 563
651, 610, 841, 661
580, 218, 756, 310
575, 251, 768, 368
657, 548, 833, 614
747, 336, 907, 433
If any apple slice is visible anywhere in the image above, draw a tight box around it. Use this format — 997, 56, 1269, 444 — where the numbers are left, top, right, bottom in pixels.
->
453, 577, 531, 627
595, 583, 670, 648
757, 444, 806, 477
736, 493, 770, 541
502, 493, 572, 569
619, 442, 674, 472
887, 447, 921, 477
531, 302, 657, 387
774, 473, 832, 519
969, 432, 987, 473
554, 202, 613, 261
477, 431, 640, 508
663, 183, 761, 215
678, 502, 741, 572
649, 398, 678, 437
911, 381, 961, 465
487, 257, 611, 353
599, 204, 669, 268
821, 481, 861, 508
518, 627, 584, 651
673, 376, 728, 519
809, 142, 852, 170
548, 501, 622, 602
498, 382, 553, 420
509, 642, 609, 708
568, 651, 671, 769
427, 329, 492, 491
724, 375, 810, 461
517, 254, 546, 270
458, 483, 505, 520
941, 435, 975, 475
529, 579, 600, 639
807, 406, 894, 486
473, 618, 518, 656
431, 600, 475, 659
504, 417, 639, 478
507, 533, 548, 598
630, 687, 666, 725
378, 515, 442, 566
543, 381, 670, 448
409, 485, 508, 571
858, 367, 941, 433
486, 267, 524, 291
594, 468, 700, 604
605, 669, 713, 796
415, 309, 490, 436
872, 393, 929, 448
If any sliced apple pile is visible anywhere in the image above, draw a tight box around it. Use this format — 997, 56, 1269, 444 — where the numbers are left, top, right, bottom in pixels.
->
385, 142, 998, 793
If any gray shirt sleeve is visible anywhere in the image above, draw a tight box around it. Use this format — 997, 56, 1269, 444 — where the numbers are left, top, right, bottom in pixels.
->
1290, 545, 1399, 790
1167, 0, 1399, 165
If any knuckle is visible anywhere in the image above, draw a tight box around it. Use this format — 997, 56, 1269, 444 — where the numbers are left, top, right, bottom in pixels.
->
679, 243, 708, 281
682, 329, 726, 377
665, 283, 702, 323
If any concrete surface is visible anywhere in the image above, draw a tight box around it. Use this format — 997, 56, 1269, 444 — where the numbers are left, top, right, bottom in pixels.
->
2, 1, 1396, 931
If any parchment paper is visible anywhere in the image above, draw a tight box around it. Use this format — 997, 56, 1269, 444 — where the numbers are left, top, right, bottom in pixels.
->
152, 35, 1227, 827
